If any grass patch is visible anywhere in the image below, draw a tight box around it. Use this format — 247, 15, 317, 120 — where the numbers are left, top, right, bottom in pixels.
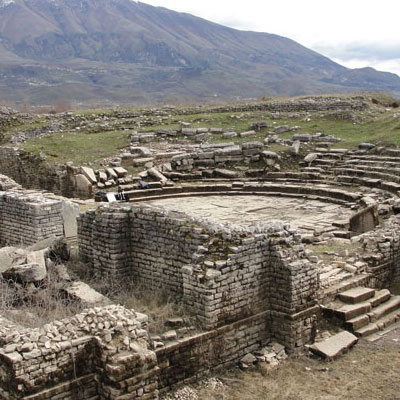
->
22, 129, 130, 166
307, 240, 362, 264
14, 98, 400, 166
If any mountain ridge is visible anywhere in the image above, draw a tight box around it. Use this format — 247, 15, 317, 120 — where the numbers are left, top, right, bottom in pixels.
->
0, 0, 399, 106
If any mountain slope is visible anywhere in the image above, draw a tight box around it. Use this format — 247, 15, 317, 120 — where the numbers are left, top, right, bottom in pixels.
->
0, 0, 399, 105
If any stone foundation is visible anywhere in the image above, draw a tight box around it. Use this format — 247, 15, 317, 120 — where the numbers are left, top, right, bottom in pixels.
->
78, 203, 319, 351
0, 306, 158, 400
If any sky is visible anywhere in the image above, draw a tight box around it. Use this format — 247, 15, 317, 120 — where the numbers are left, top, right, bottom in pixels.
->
143, 0, 400, 77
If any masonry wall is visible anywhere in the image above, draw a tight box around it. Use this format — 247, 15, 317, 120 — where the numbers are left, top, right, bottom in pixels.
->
78, 204, 320, 351
360, 215, 400, 286
130, 206, 208, 295
0, 306, 158, 400
0, 191, 64, 246
156, 311, 270, 392
178, 97, 367, 115
78, 206, 132, 275
181, 224, 319, 348
0, 147, 85, 199
0, 147, 65, 195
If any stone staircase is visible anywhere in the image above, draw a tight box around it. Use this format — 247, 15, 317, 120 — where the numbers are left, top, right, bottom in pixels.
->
301, 151, 400, 194
322, 287, 400, 338
309, 286, 400, 359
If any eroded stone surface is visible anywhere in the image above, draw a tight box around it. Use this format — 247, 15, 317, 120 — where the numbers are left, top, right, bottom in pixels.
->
148, 195, 352, 233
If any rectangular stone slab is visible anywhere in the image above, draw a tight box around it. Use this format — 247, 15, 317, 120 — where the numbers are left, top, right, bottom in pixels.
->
310, 331, 358, 359
336, 302, 372, 321
338, 287, 375, 304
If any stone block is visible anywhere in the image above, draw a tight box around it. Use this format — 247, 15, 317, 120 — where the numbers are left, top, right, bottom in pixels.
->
349, 205, 379, 234
3, 262, 47, 283
309, 331, 358, 359
62, 281, 111, 306
222, 132, 237, 139
114, 167, 128, 178
61, 200, 80, 238
74, 174, 93, 198
81, 166, 97, 184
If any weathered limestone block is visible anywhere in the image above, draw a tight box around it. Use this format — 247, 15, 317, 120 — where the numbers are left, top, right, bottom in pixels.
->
274, 125, 290, 133
182, 128, 197, 136
0, 248, 14, 273
81, 166, 97, 184
130, 146, 152, 157
106, 168, 119, 179
349, 205, 379, 234
214, 169, 239, 178
114, 167, 128, 178
222, 131, 237, 139
239, 130, 256, 138
3, 262, 47, 283
63, 281, 112, 306
147, 168, 167, 183
293, 133, 312, 142
74, 174, 93, 199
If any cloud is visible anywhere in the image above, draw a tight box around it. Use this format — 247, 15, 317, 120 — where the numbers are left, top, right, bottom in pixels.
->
313, 42, 400, 62
332, 57, 400, 77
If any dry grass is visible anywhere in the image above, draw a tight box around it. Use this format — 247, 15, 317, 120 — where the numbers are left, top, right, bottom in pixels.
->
0, 268, 84, 328
306, 239, 362, 264
68, 260, 194, 334
196, 339, 400, 400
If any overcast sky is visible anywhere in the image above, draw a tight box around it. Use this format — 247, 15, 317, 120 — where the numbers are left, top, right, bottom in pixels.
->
143, 0, 400, 76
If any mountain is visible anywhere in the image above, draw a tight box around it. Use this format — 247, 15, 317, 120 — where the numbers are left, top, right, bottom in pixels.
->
0, 0, 399, 106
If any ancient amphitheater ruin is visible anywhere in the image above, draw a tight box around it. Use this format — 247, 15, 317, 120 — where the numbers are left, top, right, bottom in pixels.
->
0, 96, 400, 399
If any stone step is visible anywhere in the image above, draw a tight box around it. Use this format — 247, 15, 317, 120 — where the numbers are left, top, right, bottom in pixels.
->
334, 301, 372, 321
368, 296, 400, 321
332, 230, 351, 239
375, 309, 400, 330
370, 289, 391, 307
345, 314, 370, 331
338, 287, 376, 304
322, 274, 372, 302
355, 322, 379, 337
354, 309, 400, 337
332, 168, 400, 183
341, 163, 400, 175
313, 159, 338, 167
309, 331, 358, 359
367, 321, 400, 343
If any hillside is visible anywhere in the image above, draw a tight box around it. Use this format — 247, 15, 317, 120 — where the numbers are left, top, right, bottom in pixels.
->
0, 0, 399, 106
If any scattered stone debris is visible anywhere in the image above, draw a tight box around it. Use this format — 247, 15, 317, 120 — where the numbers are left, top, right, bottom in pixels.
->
240, 341, 288, 369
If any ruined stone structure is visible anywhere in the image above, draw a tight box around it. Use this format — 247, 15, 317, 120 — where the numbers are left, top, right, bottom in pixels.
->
0, 191, 64, 246
0, 190, 79, 246
0, 306, 159, 400
2, 97, 400, 398
0, 147, 65, 196
78, 204, 319, 349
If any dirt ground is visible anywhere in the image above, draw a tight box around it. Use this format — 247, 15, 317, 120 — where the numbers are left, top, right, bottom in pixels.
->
168, 325, 400, 400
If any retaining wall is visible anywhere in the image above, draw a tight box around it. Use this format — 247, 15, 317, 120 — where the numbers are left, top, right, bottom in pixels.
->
360, 215, 400, 286
78, 204, 319, 351
0, 147, 90, 199
0, 306, 159, 400
0, 147, 65, 195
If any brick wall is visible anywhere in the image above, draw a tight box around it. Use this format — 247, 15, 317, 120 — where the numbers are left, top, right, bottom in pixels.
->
0, 191, 64, 246
0, 306, 158, 400
78, 204, 319, 351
